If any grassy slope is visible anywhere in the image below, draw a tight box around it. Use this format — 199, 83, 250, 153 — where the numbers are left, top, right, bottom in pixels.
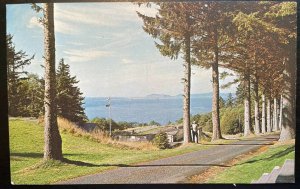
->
10, 119, 213, 184
207, 144, 295, 183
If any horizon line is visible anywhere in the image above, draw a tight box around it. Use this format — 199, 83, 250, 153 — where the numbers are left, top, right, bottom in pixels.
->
85, 92, 235, 98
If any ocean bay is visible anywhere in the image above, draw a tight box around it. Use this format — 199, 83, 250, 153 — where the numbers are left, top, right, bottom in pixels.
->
84, 95, 216, 125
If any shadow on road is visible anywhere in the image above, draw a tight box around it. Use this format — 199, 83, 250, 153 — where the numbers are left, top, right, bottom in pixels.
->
202, 143, 274, 146
234, 137, 278, 141
99, 163, 231, 168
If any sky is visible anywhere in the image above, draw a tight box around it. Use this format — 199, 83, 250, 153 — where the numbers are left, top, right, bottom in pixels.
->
7, 2, 237, 98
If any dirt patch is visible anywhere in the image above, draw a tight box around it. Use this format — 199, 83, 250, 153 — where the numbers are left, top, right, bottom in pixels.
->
187, 144, 273, 183
273, 139, 295, 146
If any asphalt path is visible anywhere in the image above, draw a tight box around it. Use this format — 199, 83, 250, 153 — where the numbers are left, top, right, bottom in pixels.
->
57, 134, 279, 184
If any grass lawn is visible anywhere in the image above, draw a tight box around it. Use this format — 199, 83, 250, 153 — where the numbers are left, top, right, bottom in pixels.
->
206, 143, 295, 183
10, 119, 217, 184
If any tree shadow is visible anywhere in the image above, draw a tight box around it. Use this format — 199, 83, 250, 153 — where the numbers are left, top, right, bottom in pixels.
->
10, 152, 43, 158
62, 158, 99, 167
99, 163, 231, 168
10, 152, 84, 159
202, 143, 274, 146
236, 138, 278, 142
56, 158, 233, 169
237, 146, 294, 165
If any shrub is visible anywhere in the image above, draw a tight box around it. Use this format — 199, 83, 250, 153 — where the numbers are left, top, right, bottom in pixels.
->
91, 117, 119, 131
153, 132, 169, 149
193, 113, 212, 133
220, 106, 244, 134
148, 120, 161, 126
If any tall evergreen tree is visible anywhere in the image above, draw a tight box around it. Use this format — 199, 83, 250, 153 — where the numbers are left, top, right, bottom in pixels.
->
18, 74, 44, 117
32, 3, 63, 160
7, 34, 34, 116
56, 59, 87, 124
268, 2, 297, 141
219, 96, 226, 109
225, 1, 288, 136
137, 2, 199, 144
226, 93, 234, 108
192, 2, 238, 140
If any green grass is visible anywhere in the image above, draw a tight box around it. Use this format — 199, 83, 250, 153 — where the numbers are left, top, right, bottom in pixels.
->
10, 119, 215, 184
207, 144, 295, 183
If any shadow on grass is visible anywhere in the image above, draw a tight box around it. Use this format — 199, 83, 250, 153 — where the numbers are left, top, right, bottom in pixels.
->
10, 152, 84, 159
10, 152, 43, 158
62, 158, 99, 167
237, 146, 295, 165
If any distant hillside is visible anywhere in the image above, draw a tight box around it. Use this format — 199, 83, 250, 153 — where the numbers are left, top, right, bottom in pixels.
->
145, 94, 173, 99
176, 92, 234, 99
85, 92, 235, 100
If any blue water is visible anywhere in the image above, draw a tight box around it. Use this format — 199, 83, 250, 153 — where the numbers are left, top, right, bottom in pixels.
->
83, 96, 215, 125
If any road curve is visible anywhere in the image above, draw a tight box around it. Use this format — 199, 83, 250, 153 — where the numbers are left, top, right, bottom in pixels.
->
57, 134, 279, 184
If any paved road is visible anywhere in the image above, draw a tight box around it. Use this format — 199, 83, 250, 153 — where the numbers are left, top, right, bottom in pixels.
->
57, 134, 279, 184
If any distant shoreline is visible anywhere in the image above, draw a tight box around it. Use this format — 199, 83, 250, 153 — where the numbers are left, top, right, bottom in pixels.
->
85, 92, 234, 99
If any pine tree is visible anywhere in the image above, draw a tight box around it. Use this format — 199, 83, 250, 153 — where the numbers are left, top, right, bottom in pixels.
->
7, 34, 34, 116
56, 59, 87, 124
219, 97, 225, 109
224, 2, 289, 136
226, 93, 234, 108
137, 2, 199, 144
32, 3, 63, 160
191, 2, 238, 141
18, 74, 44, 117
267, 2, 297, 141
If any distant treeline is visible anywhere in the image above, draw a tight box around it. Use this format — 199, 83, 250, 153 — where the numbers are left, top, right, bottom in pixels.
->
89, 117, 161, 132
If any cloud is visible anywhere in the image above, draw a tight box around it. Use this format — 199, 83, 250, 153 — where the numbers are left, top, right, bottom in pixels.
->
122, 3, 158, 17
52, 3, 157, 34
54, 19, 79, 35
67, 41, 86, 46
63, 49, 113, 62
121, 58, 133, 64
55, 6, 119, 27
27, 16, 79, 35
27, 17, 42, 29
27, 3, 158, 36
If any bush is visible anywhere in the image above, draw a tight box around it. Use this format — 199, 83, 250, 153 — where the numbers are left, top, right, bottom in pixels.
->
193, 113, 212, 133
148, 120, 161, 126
220, 106, 244, 134
153, 132, 169, 149
91, 117, 119, 131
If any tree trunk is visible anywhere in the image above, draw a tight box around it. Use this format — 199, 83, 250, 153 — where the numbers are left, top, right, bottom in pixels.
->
279, 55, 296, 141
270, 103, 273, 131
182, 33, 191, 144
211, 30, 222, 141
273, 98, 279, 131
244, 73, 251, 136
266, 97, 271, 133
261, 94, 266, 134
43, 3, 63, 160
254, 76, 260, 134
276, 97, 280, 130
279, 95, 283, 130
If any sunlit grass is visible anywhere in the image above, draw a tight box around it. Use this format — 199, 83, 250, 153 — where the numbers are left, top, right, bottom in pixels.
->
207, 143, 295, 183
10, 119, 216, 184
57, 117, 157, 150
